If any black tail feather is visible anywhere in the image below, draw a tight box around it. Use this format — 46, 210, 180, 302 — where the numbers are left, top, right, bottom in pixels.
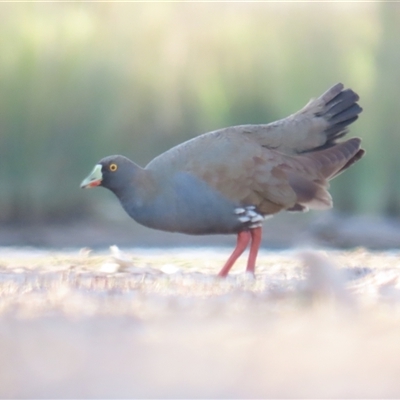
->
311, 85, 363, 151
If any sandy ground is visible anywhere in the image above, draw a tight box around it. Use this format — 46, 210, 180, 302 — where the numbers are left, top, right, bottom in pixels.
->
1, 246, 400, 398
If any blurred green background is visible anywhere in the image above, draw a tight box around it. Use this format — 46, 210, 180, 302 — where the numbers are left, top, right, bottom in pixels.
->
1, 2, 399, 230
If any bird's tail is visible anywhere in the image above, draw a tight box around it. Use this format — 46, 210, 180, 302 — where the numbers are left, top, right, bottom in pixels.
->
287, 138, 365, 211
302, 83, 363, 151
305, 137, 365, 179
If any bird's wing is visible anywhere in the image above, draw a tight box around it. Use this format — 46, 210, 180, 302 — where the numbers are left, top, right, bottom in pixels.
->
148, 130, 362, 215
212, 83, 362, 155
193, 136, 363, 215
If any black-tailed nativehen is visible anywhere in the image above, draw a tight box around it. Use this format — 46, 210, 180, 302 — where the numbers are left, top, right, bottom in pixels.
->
81, 83, 364, 276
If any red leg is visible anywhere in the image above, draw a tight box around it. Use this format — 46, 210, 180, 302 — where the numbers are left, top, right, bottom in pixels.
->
246, 227, 262, 275
218, 231, 251, 277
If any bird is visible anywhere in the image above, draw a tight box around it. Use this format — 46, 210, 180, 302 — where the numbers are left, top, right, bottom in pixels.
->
81, 83, 364, 277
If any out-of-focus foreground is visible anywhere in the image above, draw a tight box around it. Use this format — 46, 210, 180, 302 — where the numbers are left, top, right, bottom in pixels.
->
1, 247, 400, 397
1, 2, 400, 230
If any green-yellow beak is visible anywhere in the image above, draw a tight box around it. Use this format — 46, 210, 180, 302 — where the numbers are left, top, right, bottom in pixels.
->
80, 164, 103, 188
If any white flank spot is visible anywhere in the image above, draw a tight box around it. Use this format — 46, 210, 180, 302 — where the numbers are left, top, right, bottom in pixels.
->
251, 215, 264, 223
239, 216, 251, 223
234, 208, 246, 214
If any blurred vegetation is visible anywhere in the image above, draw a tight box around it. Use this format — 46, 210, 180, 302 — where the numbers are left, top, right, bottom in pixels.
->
0, 2, 399, 224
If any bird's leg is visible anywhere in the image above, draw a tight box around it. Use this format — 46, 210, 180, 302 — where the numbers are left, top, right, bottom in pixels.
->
218, 231, 251, 277
246, 227, 262, 275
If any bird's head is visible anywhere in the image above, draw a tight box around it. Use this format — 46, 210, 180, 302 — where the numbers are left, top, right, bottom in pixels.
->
80, 155, 137, 193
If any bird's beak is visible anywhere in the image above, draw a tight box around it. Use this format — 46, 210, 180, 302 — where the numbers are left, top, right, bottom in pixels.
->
80, 164, 103, 188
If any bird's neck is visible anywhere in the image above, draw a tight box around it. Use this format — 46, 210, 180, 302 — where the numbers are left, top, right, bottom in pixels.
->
114, 167, 158, 211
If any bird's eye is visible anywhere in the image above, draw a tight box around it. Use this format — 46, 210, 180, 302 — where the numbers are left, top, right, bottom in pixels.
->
109, 163, 118, 172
